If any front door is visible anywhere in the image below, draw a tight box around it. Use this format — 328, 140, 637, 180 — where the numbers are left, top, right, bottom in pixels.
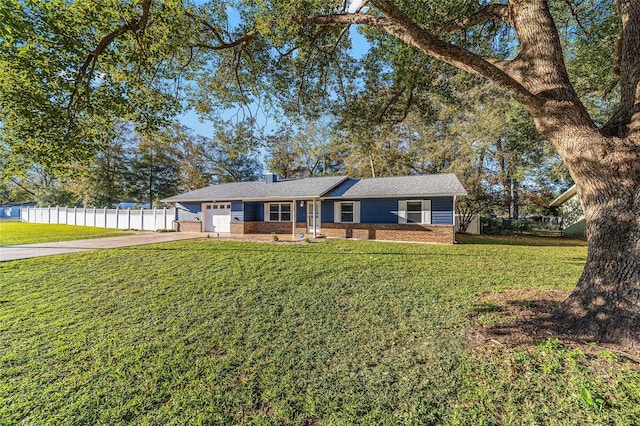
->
307, 201, 321, 235
204, 203, 231, 233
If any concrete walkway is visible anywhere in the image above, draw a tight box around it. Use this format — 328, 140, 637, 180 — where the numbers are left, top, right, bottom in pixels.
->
0, 232, 206, 262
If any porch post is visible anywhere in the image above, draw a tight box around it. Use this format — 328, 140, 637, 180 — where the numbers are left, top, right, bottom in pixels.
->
313, 199, 317, 238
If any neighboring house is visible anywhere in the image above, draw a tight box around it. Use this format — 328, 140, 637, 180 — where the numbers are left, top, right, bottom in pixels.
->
117, 202, 151, 209
0, 202, 36, 219
550, 185, 586, 239
162, 173, 467, 244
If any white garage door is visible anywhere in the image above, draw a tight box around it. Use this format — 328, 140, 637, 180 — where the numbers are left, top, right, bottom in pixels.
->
204, 203, 231, 233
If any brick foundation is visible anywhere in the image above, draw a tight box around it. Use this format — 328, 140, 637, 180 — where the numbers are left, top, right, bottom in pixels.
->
321, 223, 455, 244
178, 219, 454, 244
174, 220, 202, 232
233, 221, 307, 235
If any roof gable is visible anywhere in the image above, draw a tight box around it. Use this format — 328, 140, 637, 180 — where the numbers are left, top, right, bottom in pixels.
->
324, 174, 467, 198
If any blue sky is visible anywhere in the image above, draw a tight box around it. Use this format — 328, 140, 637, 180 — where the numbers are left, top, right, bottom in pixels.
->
177, 19, 371, 139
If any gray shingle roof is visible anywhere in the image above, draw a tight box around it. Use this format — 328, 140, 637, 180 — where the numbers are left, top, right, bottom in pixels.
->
324, 174, 467, 198
162, 176, 349, 202
162, 173, 467, 203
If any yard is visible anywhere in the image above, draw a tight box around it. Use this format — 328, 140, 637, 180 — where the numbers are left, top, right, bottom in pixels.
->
0, 222, 132, 246
0, 233, 638, 424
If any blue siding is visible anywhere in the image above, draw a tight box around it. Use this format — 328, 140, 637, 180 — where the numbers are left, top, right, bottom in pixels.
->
231, 201, 243, 222
243, 202, 262, 221
360, 198, 399, 224
296, 203, 307, 222
322, 200, 335, 223
431, 197, 454, 225
177, 202, 202, 221
176, 196, 454, 225
0, 207, 21, 218
326, 196, 455, 225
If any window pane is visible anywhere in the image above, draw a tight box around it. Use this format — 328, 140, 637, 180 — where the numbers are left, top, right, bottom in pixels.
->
281, 212, 291, 221
281, 203, 291, 212
269, 204, 279, 221
407, 212, 422, 223
407, 201, 422, 224
341, 212, 353, 222
341, 203, 354, 223
407, 201, 422, 211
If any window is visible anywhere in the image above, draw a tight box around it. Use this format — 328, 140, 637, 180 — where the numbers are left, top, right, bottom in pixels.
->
334, 201, 360, 223
266, 203, 292, 222
398, 200, 431, 224
341, 202, 354, 223
406, 201, 422, 224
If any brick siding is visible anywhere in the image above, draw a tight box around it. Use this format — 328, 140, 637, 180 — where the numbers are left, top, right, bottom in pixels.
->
234, 221, 307, 235
321, 223, 455, 244
174, 220, 202, 232
179, 219, 454, 244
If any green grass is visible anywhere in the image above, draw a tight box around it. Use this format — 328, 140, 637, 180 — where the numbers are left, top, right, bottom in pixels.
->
0, 237, 638, 424
0, 222, 133, 245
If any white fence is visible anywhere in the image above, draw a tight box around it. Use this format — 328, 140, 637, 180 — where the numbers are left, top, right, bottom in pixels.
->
20, 207, 176, 231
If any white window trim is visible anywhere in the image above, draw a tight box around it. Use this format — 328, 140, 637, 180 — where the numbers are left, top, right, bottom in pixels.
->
264, 202, 293, 222
334, 201, 360, 224
398, 200, 431, 224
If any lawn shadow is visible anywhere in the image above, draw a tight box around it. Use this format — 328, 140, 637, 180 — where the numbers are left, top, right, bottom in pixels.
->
126, 241, 476, 258
457, 234, 587, 247
466, 289, 640, 360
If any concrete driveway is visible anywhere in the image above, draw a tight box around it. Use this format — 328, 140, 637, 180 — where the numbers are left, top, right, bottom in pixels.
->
0, 232, 206, 262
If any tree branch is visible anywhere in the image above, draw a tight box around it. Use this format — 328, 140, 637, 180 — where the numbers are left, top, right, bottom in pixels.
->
603, 0, 640, 137
435, 3, 512, 36
69, 0, 152, 112
303, 9, 541, 109
192, 29, 259, 51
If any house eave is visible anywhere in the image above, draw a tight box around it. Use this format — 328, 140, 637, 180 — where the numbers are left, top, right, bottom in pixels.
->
164, 192, 466, 204
550, 185, 577, 207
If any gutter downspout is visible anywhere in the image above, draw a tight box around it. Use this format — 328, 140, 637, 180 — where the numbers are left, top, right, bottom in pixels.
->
453, 195, 457, 244
292, 199, 296, 240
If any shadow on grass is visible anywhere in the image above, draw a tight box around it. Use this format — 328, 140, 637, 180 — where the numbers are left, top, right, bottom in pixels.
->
467, 292, 640, 359
126, 243, 477, 258
457, 234, 587, 247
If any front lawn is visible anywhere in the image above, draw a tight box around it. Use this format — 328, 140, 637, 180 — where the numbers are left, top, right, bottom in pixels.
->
0, 238, 637, 424
0, 222, 133, 245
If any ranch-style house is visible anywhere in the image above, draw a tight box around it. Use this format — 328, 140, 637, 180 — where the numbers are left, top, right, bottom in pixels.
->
162, 173, 467, 244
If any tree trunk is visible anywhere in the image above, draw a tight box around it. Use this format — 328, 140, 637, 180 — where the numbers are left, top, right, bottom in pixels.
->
554, 132, 640, 349
512, 179, 519, 220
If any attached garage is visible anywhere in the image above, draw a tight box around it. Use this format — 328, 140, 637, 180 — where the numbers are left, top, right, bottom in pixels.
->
203, 203, 231, 233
